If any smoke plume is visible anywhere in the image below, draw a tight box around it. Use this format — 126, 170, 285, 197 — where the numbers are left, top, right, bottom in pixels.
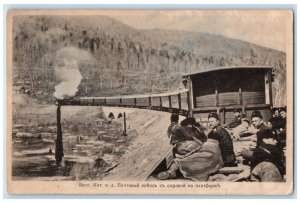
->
53, 47, 91, 99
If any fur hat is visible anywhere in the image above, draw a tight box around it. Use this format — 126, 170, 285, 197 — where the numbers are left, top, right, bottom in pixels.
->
251, 111, 263, 119
170, 113, 179, 122
242, 118, 250, 125
208, 112, 219, 120
279, 107, 286, 113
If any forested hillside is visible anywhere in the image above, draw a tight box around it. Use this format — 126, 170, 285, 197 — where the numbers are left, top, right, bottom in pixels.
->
12, 15, 286, 106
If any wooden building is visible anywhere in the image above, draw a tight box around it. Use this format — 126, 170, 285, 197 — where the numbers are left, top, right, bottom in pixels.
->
182, 66, 273, 126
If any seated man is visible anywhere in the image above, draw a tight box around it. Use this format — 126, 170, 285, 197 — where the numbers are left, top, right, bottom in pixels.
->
226, 108, 243, 129
242, 111, 271, 151
207, 112, 237, 167
279, 107, 287, 130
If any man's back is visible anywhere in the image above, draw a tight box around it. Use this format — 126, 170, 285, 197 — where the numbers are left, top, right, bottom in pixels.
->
183, 125, 207, 143
167, 123, 194, 145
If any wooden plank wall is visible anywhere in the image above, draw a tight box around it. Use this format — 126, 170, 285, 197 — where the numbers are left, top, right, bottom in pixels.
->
195, 94, 216, 107
242, 92, 265, 105
195, 91, 265, 108
218, 92, 239, 106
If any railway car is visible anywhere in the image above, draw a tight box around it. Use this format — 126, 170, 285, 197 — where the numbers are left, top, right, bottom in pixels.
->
106, 97, 121, 106
136, 96, 150, 107
121, 97, 136, 107
79, 97, 94, 106
149, 96, 162, 110
182, 66, 273, 126
93, 97, 106, 105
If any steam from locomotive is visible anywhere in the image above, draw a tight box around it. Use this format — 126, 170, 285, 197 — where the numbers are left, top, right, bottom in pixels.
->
53, 47, 91, 99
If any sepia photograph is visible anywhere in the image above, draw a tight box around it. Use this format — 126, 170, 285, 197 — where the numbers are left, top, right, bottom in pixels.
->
6, 9, 294, 195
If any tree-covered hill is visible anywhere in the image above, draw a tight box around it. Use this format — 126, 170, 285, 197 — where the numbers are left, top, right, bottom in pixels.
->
12, 15, 286, 106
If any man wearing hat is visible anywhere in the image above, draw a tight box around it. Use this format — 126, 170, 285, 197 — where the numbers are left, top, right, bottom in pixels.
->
279, 107, 287, 129
207, 112, 237, 167
226, 108, 243, 129
279, 107, 287, 118
271, 107, 280, 118
241, 111, 270, 159
250, 110, 271, 146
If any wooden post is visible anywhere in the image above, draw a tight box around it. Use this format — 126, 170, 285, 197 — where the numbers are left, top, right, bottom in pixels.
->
223, 108, 226, 124
30, 72, 34, 92
120, 97, 122, 105
188, 76, 193, 117
178, 94, 182, 110
168, 95, 172, 109
264, 71, 270, 105
238, 87, 242, 105
134, 98, 137, 106
123, 112, 126, 134
268, 70, 273, 106
55, 101, 64, 166
148, 96, 152, 107
122, 112, 128, 138
187, 92, 191, 113
215, 89, 219, 107
159, 96, 162, 108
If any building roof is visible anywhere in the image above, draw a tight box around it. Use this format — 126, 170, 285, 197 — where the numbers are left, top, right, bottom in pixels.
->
182, 66, 273, 77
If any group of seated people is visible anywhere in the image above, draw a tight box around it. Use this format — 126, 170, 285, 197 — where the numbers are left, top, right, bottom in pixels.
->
228, 108, 286, 148
157, 107, 287, 182
233, 109, 286, 182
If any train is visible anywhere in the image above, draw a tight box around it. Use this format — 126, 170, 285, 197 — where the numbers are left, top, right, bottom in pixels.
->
59, 66, 274, 126
58, 89, 190, 116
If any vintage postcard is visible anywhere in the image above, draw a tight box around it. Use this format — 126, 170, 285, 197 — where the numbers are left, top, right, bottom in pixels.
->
6, 10, 293, 195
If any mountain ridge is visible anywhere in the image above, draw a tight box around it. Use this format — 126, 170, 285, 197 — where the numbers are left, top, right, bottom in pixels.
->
12, 15, 286, 106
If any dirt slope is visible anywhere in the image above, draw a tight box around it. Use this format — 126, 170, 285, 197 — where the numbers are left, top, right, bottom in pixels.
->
103, 109, 180, 181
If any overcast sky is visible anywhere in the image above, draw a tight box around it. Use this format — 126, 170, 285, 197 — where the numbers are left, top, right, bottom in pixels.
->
105, 10, 292, 52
